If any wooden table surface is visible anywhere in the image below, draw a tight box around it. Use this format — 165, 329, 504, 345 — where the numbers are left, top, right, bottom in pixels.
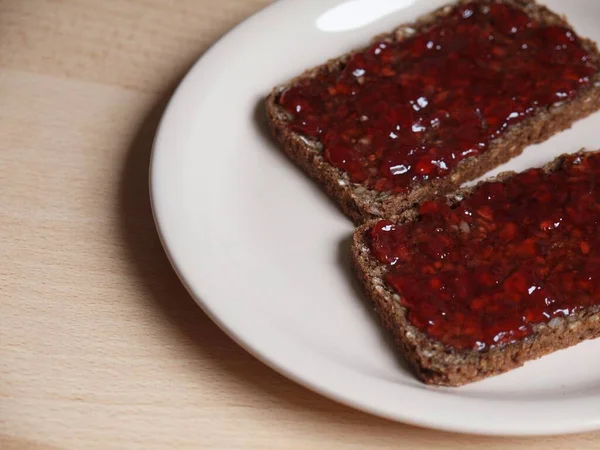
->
1, 1, 599, 448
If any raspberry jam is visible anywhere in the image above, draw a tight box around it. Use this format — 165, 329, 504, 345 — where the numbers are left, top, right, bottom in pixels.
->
368, 152, 600, 350
278, 2, 596, 192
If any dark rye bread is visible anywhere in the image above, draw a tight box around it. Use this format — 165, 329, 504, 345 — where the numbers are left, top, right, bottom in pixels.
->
266, 0, 600, 224
351, 150, 600, 386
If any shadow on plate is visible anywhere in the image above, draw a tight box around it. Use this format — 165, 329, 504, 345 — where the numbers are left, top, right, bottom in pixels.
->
337, 235, 416, 377
256, 96, 416, 377
255, 95, 416, 377
252, 98, 350, 218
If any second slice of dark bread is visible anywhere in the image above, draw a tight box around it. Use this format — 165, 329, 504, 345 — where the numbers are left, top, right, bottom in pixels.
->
266, 0, 600, 224
351, 150, 600, 386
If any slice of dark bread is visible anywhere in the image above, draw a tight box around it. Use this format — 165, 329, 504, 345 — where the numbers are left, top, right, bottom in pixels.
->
351, 150, 600, 386
266, 0, 600, 224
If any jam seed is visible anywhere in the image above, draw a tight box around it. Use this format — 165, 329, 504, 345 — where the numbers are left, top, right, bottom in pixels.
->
581, 241, 591, 254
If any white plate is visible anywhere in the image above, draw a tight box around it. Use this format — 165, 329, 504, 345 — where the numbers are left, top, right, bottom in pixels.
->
151, 0, 600, 436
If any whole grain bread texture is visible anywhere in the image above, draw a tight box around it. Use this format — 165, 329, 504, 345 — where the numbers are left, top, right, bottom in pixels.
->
266, 0, 600, 224
351, 150, 600, 386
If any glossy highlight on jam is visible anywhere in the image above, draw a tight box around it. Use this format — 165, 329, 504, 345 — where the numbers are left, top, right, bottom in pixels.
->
368, 153, 600, 350
278, 2, 596, 192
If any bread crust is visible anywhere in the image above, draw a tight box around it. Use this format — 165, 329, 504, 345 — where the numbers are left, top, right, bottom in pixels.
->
350, 150, 600, 386
265, 0, 600, 224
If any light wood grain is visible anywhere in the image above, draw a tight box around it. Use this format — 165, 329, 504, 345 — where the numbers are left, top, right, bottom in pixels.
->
1, 1, 599, 448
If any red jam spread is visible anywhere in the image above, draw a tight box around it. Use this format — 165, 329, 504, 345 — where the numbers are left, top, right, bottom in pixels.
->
368, 152, 600, 350
278, 2, 596, 192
